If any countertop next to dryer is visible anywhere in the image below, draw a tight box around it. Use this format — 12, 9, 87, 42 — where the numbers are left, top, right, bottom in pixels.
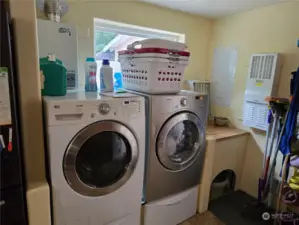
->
206, 125, 249, 141
198, 126, 250, 214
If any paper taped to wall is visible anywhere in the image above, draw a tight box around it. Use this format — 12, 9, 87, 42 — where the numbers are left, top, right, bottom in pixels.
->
210, 47, 238, 107
0, 67, 11, 125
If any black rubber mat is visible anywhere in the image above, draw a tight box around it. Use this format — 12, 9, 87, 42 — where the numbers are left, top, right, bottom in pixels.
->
208, 190, 273, 225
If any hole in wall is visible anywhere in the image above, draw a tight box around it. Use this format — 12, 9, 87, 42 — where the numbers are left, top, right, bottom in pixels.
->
209, 170, 236, 202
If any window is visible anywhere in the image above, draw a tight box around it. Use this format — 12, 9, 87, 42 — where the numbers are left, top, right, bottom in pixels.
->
93, 18, 185, 90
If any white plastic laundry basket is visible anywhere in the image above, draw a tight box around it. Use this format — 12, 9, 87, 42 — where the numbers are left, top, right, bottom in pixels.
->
119, 41, 190, 94
127, 39, 187, 51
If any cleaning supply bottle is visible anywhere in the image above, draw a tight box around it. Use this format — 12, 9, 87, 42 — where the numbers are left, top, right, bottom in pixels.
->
100, 59, 113, 93
114, 72, 123, 92
40, 54, 67, 96
85, 57, 98, 92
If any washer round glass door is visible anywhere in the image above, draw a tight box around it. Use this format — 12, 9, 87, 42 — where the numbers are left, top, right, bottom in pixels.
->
156, 112, 205, 171
63, 121, 138, 196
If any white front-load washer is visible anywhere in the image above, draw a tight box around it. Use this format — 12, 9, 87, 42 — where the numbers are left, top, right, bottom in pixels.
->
43, 91, 145, 225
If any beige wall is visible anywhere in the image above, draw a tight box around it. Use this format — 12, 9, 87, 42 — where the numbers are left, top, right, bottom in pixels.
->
37, 0, 212, 85
210, 1, 299, 196
9, 0, 45, 185
9, 1, 51, 225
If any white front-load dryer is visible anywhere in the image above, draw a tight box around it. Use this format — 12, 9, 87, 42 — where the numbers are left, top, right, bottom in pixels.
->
126, 90, 208, 202
43, 91, 145, 225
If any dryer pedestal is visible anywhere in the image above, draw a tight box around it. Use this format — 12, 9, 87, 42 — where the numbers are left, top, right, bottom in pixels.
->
143, 186, 198, 225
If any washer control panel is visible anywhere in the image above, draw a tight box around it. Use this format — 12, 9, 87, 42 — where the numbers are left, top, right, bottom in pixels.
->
98, 103, 110, 115
45, 96, 144, 125
122, 99, 142, 117
91, 98, 143, 119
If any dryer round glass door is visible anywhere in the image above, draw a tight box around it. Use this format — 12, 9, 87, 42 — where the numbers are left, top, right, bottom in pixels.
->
63, 121, 138, 196
156, 112, 205, 171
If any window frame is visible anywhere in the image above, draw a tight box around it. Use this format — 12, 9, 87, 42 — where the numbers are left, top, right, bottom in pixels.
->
93, 18, 186, 57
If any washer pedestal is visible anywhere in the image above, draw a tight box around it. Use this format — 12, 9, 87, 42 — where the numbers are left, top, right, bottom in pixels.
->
143, 186, 198, 225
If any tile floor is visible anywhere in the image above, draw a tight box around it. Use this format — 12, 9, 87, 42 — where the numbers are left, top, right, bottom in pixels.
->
181, 190, 275, 225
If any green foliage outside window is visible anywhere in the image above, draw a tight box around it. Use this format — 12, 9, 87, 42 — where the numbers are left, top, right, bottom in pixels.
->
95, 31, 117, 53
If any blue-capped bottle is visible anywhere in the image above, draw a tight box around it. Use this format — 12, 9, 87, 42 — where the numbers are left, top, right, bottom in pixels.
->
85, 57, 98, 92
114, 72, 123, 92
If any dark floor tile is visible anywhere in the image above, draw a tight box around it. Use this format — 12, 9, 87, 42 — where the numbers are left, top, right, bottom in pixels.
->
209, 190, 273, 225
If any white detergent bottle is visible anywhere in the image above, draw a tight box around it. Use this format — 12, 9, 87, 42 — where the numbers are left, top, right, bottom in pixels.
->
100, 59, 114, 92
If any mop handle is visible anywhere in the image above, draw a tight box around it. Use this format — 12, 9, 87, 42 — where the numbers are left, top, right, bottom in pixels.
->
263, 108, 289, 198
275, 154, 290, 224
263, 109, 273, 169
263, 112, 279, 180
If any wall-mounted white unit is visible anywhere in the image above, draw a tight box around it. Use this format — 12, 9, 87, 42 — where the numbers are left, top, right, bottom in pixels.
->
37, 19, 78, 89
243, 53, 281, 131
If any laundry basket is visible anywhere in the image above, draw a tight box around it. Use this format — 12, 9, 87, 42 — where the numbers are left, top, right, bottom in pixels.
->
187, 80, 211, 118
119, 40, 190, 94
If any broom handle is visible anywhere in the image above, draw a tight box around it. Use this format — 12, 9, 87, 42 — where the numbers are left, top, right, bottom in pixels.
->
263, 108, 289, 197
275, 154, 290, 225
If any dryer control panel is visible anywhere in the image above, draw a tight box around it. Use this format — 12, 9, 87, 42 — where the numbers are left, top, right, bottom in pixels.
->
152, 95, 208, 114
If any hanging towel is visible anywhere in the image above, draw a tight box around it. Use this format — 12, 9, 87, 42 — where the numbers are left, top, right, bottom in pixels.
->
279, 67, 299, 156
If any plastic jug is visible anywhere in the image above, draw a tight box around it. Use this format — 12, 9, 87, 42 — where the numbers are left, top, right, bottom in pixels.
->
100, 59, 113, 93
40, 55, 67, 96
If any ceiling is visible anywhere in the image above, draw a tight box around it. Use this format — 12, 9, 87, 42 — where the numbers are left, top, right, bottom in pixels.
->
140, 0, 290, 18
